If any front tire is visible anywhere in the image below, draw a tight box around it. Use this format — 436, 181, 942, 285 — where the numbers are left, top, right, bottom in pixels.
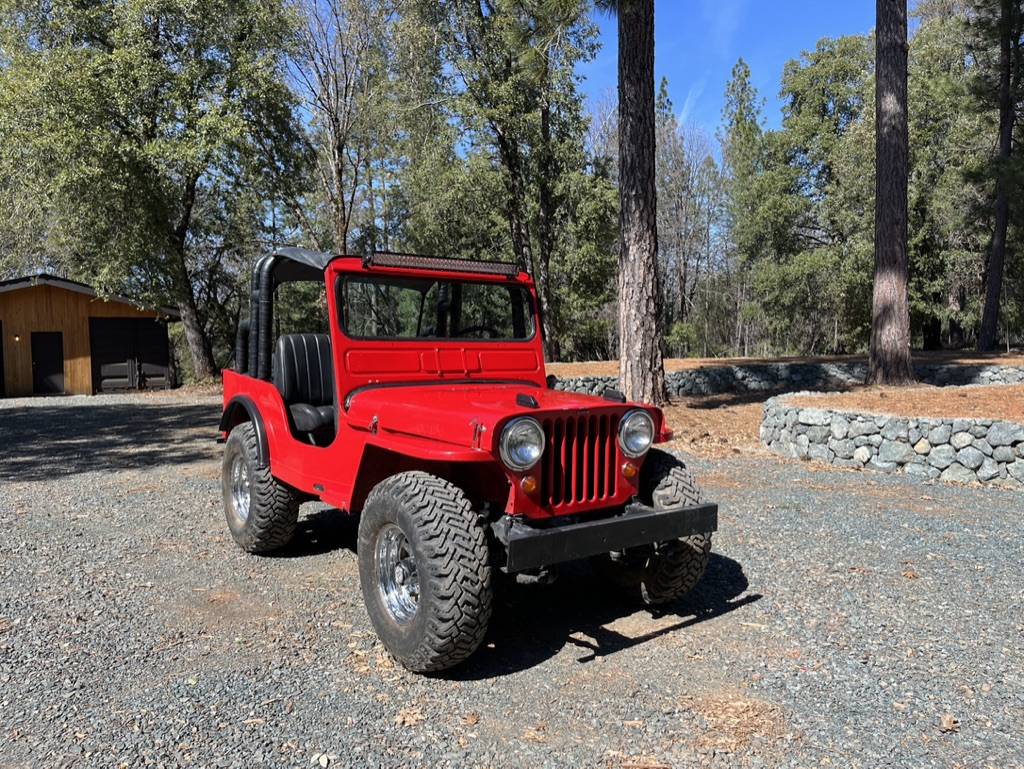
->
592, 449, 712, 605
222, 422, 299, 553
358, 472, 492, 673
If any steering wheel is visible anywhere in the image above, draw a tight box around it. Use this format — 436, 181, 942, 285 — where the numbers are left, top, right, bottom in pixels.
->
456, 324, 500, 338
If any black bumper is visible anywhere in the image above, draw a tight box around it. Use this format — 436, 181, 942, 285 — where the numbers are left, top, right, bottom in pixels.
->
493, 502, 718, 573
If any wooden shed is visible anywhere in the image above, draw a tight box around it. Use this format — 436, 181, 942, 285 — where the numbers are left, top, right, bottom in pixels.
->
0, 274, 179, 397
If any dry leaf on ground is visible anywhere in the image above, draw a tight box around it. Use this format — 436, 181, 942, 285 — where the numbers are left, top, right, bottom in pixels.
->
394, 707, 425, 727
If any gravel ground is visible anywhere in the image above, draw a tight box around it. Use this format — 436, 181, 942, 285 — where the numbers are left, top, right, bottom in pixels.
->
1, 392, 1022, 768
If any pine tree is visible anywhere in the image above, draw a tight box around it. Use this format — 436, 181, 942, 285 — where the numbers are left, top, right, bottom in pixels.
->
868, 0, 915, 384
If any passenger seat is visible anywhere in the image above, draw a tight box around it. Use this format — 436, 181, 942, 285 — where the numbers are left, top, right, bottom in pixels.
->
272, 334, 335, 441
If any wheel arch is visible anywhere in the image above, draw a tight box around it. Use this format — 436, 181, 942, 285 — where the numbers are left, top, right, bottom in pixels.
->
348, 444, 508, 516
220, 396, 270, 468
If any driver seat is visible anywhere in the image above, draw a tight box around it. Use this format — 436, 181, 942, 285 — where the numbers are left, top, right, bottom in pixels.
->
272, 334, 335, 442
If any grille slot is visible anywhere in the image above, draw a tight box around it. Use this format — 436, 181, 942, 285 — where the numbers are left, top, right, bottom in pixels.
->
540, 413, 619, 509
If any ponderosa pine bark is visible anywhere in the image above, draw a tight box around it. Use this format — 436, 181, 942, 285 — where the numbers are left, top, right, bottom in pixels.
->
616, 0, 665, 405
977, 0, 1017, 352
867, 0, 914, 385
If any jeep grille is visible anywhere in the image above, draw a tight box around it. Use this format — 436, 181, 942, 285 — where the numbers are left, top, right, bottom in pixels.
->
539, 414, 619, 509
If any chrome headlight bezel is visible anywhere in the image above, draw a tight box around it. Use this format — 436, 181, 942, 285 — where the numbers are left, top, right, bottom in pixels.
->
618, 409, 655, 458
499, 417, 545, 471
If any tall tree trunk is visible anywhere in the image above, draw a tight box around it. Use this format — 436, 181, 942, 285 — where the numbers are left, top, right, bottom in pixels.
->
978, 0, 1016, 352
177, 285, 216, 381
172, 176, 216, 381
867, 0, 914, 385
616, 0, 665, 404
495, 132, 534, 274
331, 138, 350, 253
537, 97, 561, 361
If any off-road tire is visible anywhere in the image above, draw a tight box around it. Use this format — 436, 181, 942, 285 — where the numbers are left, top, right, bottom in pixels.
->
358, 472, 492, 673
222, 422, 299, 553
591, 449, 712, 605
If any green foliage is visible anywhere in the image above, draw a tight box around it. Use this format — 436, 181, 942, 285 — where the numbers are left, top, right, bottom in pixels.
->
3, 0, 1022, 372
0, 0, 305, 378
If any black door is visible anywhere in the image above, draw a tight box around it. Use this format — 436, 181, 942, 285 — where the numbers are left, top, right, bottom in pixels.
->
134, 319, 170, 389
31, 332, 64, 394
89, 318, 171, 393
90, 318, 137, 391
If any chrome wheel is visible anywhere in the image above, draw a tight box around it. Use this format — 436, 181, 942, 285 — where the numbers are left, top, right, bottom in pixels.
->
376, 524, 419, 624
230, 453, 251, 523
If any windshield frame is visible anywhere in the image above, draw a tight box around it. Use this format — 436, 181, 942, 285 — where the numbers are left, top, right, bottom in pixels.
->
334, 274, 538, 344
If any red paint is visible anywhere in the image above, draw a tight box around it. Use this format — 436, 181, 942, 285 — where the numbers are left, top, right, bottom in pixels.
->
221, 256, 668, 520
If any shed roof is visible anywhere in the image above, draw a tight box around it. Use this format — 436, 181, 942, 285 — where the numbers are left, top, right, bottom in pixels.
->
0, 273, 181, 320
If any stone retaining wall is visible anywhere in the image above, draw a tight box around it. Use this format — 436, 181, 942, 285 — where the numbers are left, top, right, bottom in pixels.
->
760, 393, 1024, 487
553, 361, 1024, 398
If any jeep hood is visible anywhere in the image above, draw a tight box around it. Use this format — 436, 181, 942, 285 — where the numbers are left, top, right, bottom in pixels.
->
344, 382, 632, 450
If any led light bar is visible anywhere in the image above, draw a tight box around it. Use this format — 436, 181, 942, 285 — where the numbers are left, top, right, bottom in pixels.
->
363, 251, 523, 277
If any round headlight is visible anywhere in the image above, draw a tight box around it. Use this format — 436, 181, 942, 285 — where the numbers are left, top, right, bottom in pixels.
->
618, 409, 654, 458
499, 417, 545, 471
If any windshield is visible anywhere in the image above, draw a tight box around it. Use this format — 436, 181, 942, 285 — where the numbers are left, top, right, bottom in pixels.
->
338, 276, 535, 341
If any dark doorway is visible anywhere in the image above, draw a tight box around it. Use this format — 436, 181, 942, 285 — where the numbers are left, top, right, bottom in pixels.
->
89, 318, 170, 393
31, 332, 64, 394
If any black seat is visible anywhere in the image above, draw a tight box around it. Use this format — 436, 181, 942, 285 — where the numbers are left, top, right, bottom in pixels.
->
272, 334, 335, 436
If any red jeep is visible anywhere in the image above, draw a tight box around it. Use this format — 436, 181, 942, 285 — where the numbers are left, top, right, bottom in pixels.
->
219, 248, 717, 672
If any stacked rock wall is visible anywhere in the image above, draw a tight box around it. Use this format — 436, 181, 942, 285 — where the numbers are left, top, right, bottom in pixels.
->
760, 395, 1024, 486
553, 361, 1024, 398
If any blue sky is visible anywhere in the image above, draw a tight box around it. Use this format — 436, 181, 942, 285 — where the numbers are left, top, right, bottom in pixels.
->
578, 0, 876, 137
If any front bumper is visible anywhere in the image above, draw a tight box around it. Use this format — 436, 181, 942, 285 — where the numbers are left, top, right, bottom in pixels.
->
493, 501, 718, 572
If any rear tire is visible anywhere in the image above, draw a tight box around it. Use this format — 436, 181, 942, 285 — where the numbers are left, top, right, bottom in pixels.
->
358, 472, 491, 673
591, 449, 712, 605
222, 422, 299, 553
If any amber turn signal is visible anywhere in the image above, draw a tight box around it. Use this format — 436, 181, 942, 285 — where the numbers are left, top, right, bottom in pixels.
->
621, 462, 638, 480
520, 475, 538, 494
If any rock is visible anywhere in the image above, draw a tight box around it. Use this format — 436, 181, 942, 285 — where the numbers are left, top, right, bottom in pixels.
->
806, 425, 831, 443
879, 439, 916, 464
833, 458, 864, 469
1007, 460, 1024, 482
866, 434, 883, 447
956, 446, 985, 471
904, 463, 931, 478
977, 457, 1001, 482
913, 438, 931, 455
808, 444, 833, 463
881, 421, 909, 441
952, 419, 973, 434
853, 446, 872, 465
940, 463, 977, 484
993, 446, 1016, 463
987, 421, 1024, 447
970, 438, 992, 456
798, 409, 830, 426
831, 415, 850, 440
927, 444, 956, 469
927, 424, 952, 445
849, 420, 880, 438
950, 431, 973, 450
830, 439, 856, 459
867, 459, 897, 473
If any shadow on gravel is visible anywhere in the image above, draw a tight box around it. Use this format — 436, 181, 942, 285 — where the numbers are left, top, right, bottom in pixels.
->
446, 553, 760, 680
270, 507, 359, 558
0, 402, 217, 481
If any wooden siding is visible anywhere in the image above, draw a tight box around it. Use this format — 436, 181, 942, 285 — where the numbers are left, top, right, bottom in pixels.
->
0, 284, 162, 396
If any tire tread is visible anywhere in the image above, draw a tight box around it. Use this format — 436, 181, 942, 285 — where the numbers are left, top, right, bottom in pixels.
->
361, 472, 491, 672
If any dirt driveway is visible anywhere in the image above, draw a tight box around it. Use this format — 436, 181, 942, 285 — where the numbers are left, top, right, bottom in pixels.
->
1, 393, 1021, 768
